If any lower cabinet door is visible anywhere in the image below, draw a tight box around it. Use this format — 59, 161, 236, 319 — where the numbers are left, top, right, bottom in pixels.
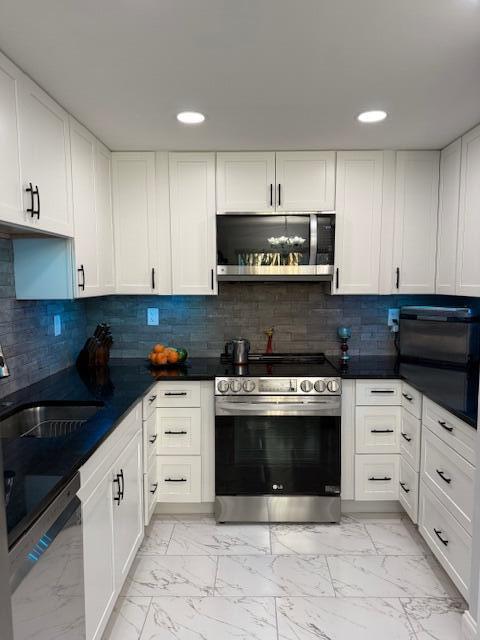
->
82, 471, 116, 640
399, 457, 419, 523
157, 456, 202, 502
355, 405, 401, 454
144, 455, 158, 526
354, 454, 399, 501
113, 431, 144, 589
400, 409, 421, 471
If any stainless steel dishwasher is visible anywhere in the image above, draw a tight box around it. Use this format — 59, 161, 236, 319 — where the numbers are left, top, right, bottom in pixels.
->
9, 473, 85, 640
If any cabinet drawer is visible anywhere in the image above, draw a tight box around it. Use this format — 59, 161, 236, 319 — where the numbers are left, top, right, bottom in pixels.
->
143, 389, 158, 419
355, 406, 401, 454
156, 382, 201, 407
144, 456, 158, 526
399, 457, 419, 523
422, 397, 476, 465
143, 409, 157, 465
157, 408, 201, 455
401, 382, 422, 419
421, 428, 475, 534
355, 380, 402, 405
419, 482, 471, 600
400, 408, 421, 471
354, 454, 399, 501
157, 456, 202, 502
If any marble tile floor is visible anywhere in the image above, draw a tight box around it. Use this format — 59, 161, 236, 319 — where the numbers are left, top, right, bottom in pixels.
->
103, 513, 466, 640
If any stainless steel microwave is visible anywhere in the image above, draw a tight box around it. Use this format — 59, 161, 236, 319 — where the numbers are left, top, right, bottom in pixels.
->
216, 212, 335, 281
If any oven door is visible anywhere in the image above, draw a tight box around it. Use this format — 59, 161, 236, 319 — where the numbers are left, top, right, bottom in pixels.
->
215, 396, 341, 497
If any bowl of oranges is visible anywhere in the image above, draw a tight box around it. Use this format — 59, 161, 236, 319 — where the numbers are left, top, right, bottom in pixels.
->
148, 344, 188, 367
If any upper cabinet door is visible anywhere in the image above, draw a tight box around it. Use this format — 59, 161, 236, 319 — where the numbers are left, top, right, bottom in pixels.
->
216, 152, 275, 212
0, 53, 23, 227
17, 76, 73, 237
334, 151, 384, 294
95, 141, 115, 294
456, 124, 480, 297
392, 151, 440, 294
436, 139, 461, 295
170, 152, 217, 295
275, 151, 336, 211
112, 152, 157, 294
70, 119, 100, 297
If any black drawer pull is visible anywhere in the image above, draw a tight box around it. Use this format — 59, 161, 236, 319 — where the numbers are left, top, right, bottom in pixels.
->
371, 429, 394, 434
77, 264, 85, 291
165, 392, 187, 397
150, 482, 159, 495
165, 430, 188, 435
402, 393, 413, 401
149, 395, 157, 404
436, 469, 452, 484
370, 389, 394, 394
149, 434, 157, 444
368, 476, 392, 481
399, 481, 410, 493
119, 469, 125, 499
434, 528, 449, 546
164, 477, 187, 482
113, 475, 122, 505
401, 432, 412, 442
438, 420, 453, 433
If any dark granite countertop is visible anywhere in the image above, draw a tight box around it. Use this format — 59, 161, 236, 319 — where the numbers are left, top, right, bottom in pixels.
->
1, 354, 477, 549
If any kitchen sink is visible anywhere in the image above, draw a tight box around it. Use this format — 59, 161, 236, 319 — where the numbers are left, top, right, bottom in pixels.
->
0, 402, 104, 439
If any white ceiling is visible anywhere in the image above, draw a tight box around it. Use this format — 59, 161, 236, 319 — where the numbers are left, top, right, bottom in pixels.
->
1, 0, 480, 151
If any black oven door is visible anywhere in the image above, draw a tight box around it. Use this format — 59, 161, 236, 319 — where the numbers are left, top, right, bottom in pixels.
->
215, 396, 341, 497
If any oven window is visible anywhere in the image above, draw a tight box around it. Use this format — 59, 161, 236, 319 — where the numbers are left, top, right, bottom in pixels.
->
217, 215, 311, 267
215, 415, 340, 496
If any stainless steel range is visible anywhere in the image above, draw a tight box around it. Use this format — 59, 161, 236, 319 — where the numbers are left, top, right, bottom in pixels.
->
214, 354, 341, 524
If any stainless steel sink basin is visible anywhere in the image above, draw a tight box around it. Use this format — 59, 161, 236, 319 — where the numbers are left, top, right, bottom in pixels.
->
0, 402, 104, 439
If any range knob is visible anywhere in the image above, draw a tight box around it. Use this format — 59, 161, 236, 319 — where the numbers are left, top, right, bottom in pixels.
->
230, 379, 242, 393
217, 379, 229, 393
300, 380, 313, 393
243, 379, 256, 393
327, 379, 340, 393
314, 379, 326, 393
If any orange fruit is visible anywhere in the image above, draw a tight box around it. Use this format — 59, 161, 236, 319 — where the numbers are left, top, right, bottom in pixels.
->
154, 353, 168, 365
167, 350, 180, 364
148, 351, 155, 363
153, 344, 165, 353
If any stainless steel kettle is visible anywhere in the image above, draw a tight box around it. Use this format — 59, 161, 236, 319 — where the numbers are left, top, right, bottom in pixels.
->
225, 338, 250, 365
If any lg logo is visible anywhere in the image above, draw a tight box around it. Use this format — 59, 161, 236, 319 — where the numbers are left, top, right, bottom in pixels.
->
272, 484, 284, 490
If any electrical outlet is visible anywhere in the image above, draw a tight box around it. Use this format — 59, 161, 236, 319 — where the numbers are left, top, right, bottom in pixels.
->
388, 308, 400, 332
147, 308, 159, 326
54, 314, 62, 336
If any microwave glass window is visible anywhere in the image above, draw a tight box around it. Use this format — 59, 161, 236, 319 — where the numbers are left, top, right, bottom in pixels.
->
217, 215, 311, 267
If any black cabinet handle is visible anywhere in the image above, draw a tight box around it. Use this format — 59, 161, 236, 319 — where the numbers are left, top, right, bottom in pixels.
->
113, 475, 122, 505
165, 392, 187, 397
149, 434, 157, 444
119, 469, 125, 499
368, 476, 392, 481
335, 268, 339, 289
151, 267, 155, 289
77, 264, 85, 291
401, 432, 412, 442
399, 481, 410, 493
436, 469, 452, 484
370, 389, 394, 394
371, 429, 394, 434
211, 268, 214, 291
402, 393, 413, 402
26, 182, 34, 216
277, 183, 281, 207
149, 395, 157, 404
164, 477, 187, 482
269, 183, 273, 207
395, 267, 400, 289
165, 430, 188, 435
150, 482, 159, 495
438, 420, 453, 433
434, 528, 449, 546
34, 185, 40, 218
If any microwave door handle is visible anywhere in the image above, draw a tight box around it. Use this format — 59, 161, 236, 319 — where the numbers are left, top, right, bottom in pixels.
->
309, 214, 318, 266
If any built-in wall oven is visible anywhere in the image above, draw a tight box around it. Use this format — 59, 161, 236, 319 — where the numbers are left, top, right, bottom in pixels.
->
215, 376, 341, 523
216, 212, 335, 281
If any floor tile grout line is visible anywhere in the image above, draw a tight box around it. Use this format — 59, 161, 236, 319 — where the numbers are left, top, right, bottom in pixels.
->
213, 554, 220, 595
274, 596, 280, 640
136, 596, 153, 640
324, 554, 338, 598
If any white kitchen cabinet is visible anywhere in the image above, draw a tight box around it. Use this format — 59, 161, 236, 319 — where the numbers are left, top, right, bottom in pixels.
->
333, 151, 384, 294
275, 151, 335, 211
169, 152, 217, 295
17, 75, 73, 237
112, 431, 144, 589
95, 140, 115, 294
156, 456, 202, 502
456, 123, 480, 296
0, 52, 23, 228
399, 457, 419, 523
216, 152, 275, 212
436, 139, 461, 295
112, 152, 158, 294
355, 405, 401, 454
354, 454, 399, 501
392, 151, 440, 293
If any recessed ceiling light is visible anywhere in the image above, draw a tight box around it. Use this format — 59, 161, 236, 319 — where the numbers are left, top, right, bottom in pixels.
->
177, 111, 205, 124
357, 110, 387, 123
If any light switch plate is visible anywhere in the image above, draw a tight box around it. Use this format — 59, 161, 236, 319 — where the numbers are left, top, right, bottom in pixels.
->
147, 308, 159, 326
54, 314, 62, 336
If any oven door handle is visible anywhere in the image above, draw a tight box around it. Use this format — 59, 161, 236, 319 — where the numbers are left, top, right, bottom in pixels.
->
216, 400, 340, 416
